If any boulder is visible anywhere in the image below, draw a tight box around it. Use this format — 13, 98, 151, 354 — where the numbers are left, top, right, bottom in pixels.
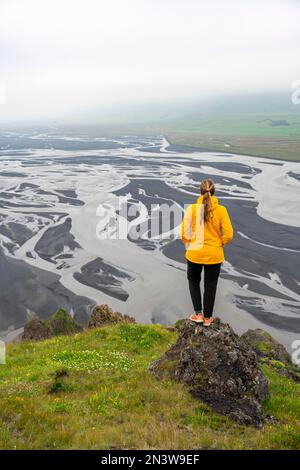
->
241, 329, 300, 382
46, 308, 83, 336
150, 319, 269, 427
22, 309, 82, 341
22, 317, 53, 341
88, 304, 136, 328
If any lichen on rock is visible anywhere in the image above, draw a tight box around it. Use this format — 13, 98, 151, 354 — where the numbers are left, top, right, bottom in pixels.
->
150, 319, 269, 427
241, 328, 300, 382
22, 309, 82, 340
22, 316, 53, 341
46, 308, 83, 336
88, 304, 136, 328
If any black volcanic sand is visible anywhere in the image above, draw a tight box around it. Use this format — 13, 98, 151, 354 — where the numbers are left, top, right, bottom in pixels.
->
113, 178, 195, 210
233, 296, 300, 333
0, 200, 47, 209
56, 189, 78, 198
165, 143, 228, 153
112, 174, 300, 334
0, 135, 129, 151
288, 171, 300, 182
187, 171, 253, 190
115, 200, 157, 251
35, 188, 84, 206
163, 213, 300, 334
12, 182, 84, 206
258, 161, 283, 166
29, 212, 67, 221
0, 248, 93, 331
0, 212, 67, 254
17, 152, 174, 170
180, 185, 250, 198
167, 159, 262, 176
113, 178, 193, 247
0, 134, 162, 153
0, 135, 299, 337
0, 222, 34, 249
224, 198, 300, 250
0, 171, 27, 177
74, 257, 134, 301
35, 217, 81, 264
196, 161, 262, 175
139, 146, 163, 153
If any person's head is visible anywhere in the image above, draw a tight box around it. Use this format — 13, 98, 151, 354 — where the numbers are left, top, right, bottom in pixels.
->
200, 179, 215, 222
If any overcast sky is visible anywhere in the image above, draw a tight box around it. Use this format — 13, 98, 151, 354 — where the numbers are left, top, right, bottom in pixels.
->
0, 0, 299, 123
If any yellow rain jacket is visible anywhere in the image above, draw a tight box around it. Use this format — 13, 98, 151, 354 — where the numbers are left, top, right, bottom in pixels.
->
180, 195, 233, 264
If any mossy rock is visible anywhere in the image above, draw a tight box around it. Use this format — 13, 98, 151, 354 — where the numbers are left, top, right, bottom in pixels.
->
48, 368, 71, 394
241, 329, 291, 364
150, 319, 269, 427
46, 309, 83, 336
88, 304, 136, 328
174, 319, 185, 331
269, 359, 286, 370
241, 328, 300, 382
149, 358, 177, 380
22, 317, 53, 341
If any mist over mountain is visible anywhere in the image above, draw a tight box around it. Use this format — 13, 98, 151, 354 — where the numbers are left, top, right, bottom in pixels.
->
76, 92, 300, 127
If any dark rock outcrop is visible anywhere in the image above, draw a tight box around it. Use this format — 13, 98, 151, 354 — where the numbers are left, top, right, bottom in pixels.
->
22, 304, 136, 340
241, 329, 300, 382
150, 319, 269, 427
46, 308, 83, 336
88, 304, 136, 328
22, 309, 82, 341
22, 317, 53, 341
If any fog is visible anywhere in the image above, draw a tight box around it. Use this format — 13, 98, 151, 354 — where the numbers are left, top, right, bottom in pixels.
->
0, 0, 299, 123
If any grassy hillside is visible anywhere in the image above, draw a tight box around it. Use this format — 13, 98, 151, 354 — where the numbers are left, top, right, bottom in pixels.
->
164, 113, 300, 161
0, 323, 299, 450
55, 111, 300, 161
165, 113, 300, 137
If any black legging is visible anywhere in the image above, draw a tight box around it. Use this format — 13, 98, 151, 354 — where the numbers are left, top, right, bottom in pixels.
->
187, 260, 222, 318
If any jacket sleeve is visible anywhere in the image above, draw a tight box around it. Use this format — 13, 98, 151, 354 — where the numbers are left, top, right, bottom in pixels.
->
220, 207, 234, 246
180, 205, 193, 245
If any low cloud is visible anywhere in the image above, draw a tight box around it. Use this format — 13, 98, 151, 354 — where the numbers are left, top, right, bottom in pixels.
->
0, 0, 299, 122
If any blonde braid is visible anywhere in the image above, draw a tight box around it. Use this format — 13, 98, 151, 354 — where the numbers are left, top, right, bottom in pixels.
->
200, 179, 215, 222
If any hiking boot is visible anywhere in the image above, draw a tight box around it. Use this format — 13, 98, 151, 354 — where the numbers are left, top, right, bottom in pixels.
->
189, 313, 204, 323
203, 317, 214, 327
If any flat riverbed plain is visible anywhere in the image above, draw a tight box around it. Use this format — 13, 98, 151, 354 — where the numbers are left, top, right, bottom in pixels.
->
0, 132, 299, 351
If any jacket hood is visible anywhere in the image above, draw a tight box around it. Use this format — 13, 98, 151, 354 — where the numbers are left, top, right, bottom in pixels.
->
197, 195, 219, 209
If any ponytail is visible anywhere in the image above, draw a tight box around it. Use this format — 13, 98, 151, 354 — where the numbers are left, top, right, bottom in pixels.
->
200, 179, 215, 223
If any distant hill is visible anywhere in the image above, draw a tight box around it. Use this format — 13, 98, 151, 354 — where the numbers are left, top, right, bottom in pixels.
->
77, 92, 300, 127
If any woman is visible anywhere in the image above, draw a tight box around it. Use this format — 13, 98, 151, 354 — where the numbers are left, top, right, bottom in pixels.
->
180, 179, 233, 326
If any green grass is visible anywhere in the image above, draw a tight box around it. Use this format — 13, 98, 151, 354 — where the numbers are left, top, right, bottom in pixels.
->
167, 113, 300, 138
53, 113, 300, 160
163, 113, 300, 161
0, 324, 299, 449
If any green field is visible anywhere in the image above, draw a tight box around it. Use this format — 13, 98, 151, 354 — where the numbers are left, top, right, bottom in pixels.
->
0, 323, 299, 450
163, 113, 300, 161
165, 113, 300, 137
56, 112, 300, 161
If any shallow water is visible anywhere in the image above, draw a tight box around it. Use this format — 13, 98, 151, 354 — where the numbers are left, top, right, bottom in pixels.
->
0, 132, 299, 350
